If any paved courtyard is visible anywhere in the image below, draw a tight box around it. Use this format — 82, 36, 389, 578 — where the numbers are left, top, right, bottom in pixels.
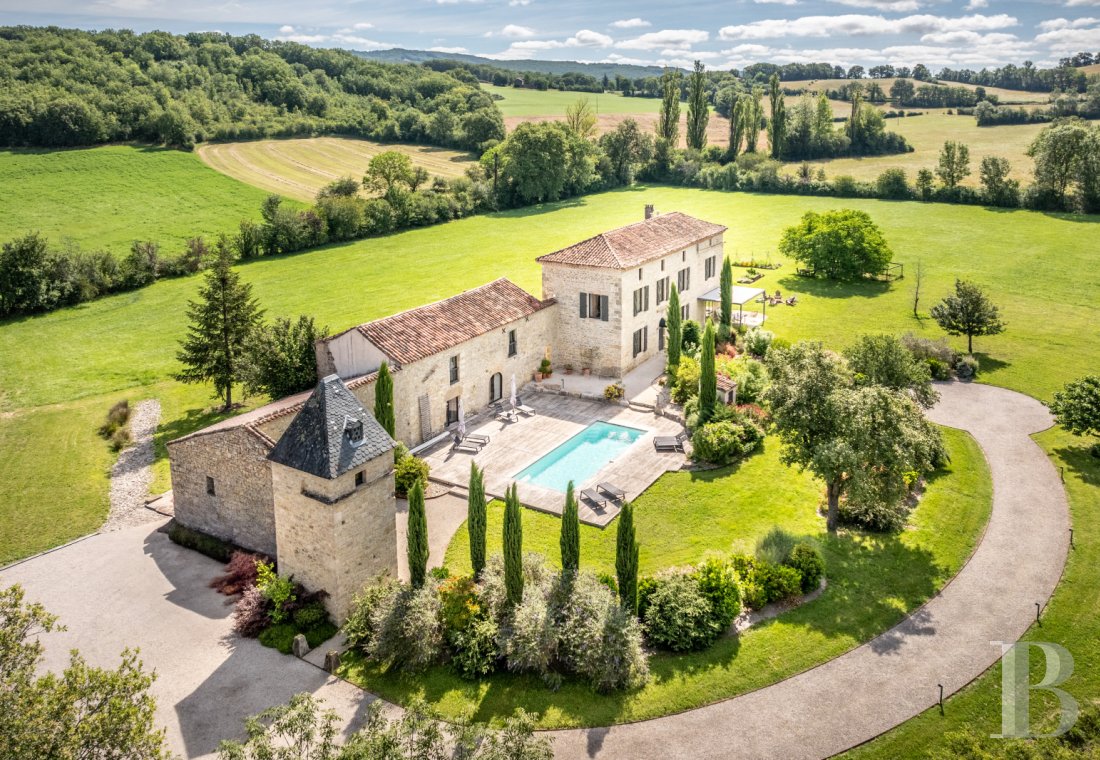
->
421, 394, 687, 527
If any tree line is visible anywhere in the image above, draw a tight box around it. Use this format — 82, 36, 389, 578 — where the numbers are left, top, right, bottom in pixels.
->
0, 26, 504, 151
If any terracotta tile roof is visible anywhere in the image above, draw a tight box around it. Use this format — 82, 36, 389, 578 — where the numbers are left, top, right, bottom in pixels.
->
357, 279, 551, 366
536, 212, 727, 270
717, 374, 737, 393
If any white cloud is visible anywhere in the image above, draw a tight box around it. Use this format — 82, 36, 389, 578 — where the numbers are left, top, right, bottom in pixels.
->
611, 17, 651, 28
429, 46, 469, 53
718, 13, 1017, 40
278, 24, 294, 34
829, 0, 923, 12
1038, 16, 1099, 30
274, 24, 388, 50
509, 0, 532, 5
492, 28, 614, 58
965, 0, 988, 8
1035, 23, 1100, 51
571, 29, 614, 46
755, 0, 800, 5
920, 30, 1017, 44
485, 24, 536, 38
1065, 0, 1100, 6
617, 29, 710, 50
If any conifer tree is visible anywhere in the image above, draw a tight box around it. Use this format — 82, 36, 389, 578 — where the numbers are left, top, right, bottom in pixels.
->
666, 285, 682, 375
560, 481, 580, 574
657, 69, 682, 145
686, 60, 709, 151
374, 361, 395, 437
767, 73, 787, 159
727, 95, 746, 160
503, 484, 524, 605
467, 462, 487, 578
719, 256, 733, 343
699, 320, 718, 425
407, 479, 428, 588
745, 88, 764, 153
175, 236, 263, 411
616, 502, 639, 614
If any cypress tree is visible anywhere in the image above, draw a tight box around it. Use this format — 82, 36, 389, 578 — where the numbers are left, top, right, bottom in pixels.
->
719, 256, 733, 339
407, 479, 428, 588
503, 483, 524, 606
767, 73, 787, 159
616, 502, 639, 615
468, 462, 487, 578
657, 69, 681, 145
560, 481, 580, 574
175, 237, 263, 411
686, 60, 709, 151
699, 319, 718, 425
374, 361, 395, 438
666, 285, 682, 376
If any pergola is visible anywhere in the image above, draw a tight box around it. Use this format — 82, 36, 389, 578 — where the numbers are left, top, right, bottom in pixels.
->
698, 285, 767, 326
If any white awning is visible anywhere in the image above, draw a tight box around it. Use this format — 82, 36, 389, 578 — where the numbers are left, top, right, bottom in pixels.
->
698, 286, 765, 305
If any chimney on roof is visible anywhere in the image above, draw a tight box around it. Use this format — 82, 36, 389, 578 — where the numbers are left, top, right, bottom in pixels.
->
645, 204, 655, 220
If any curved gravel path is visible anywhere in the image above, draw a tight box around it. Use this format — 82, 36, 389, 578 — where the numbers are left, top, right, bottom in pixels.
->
549, 381, 1071, 759
105, 399, 161, 531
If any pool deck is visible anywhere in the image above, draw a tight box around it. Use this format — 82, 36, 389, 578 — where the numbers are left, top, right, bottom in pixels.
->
420, 394, 687, 527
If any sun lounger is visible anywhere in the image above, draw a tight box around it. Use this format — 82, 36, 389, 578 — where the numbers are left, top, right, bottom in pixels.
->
580, 488, 610, 508
496, 408, 516, 422
516, 404, 536, 416
597, 482, 626, 501
452, 439, 481, 454
653, 431, 688, 452
465, 433, 491, 445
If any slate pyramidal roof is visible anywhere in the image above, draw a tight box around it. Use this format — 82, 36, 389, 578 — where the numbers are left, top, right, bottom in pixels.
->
268, 374, 395, 480
536, 212, 727, 270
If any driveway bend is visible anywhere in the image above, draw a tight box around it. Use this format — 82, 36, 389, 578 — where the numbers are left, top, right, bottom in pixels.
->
549, 380, 1071, 759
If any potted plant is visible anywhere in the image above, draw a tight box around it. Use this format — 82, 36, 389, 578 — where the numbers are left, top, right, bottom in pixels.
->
538, 358, 552, 378
564, 363, 574, 375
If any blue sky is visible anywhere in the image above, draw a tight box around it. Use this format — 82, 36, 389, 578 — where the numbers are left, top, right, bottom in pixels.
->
1, 0, 1098, 69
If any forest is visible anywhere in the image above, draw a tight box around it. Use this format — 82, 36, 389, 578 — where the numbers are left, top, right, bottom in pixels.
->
0, 26, 504, 151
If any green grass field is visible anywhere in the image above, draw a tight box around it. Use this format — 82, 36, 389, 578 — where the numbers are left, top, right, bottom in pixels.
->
482, 84, 662, 118
0, 146, 275, 255
196, 138, 476, 203
339, 426, 989, 727
785, 78, 1050, 105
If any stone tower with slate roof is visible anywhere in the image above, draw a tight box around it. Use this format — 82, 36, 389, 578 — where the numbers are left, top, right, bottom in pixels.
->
268, 374, 397, 622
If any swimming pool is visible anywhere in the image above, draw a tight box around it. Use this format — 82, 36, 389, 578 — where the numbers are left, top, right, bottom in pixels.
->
514, 421, 645, 493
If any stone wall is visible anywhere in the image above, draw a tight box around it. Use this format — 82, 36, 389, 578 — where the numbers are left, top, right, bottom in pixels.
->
168, 428, 277, 556
540, 263, 624, 377
271, 452, 397, 622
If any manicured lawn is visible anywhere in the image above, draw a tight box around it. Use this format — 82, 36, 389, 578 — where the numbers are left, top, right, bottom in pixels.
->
483, 84, 662, 118
846, 427, 1100, 757
196, 138, 476, 203
0, 185, 1097, 564
0, 145, 275, 255
339, 426, 990, 728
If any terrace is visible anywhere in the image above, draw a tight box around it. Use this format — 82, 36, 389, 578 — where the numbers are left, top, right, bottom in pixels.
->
421, 390, 686, 527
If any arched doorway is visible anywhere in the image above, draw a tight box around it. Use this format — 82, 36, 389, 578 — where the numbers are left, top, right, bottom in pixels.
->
489, 372, 503, 403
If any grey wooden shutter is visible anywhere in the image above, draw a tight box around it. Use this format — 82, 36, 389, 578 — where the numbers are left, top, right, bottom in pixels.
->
644, 326, 649, 352
579, 292, 587, 318
600, 295, 609, 322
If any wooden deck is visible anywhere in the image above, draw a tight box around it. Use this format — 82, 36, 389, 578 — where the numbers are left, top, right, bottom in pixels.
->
421, 395, 687, 527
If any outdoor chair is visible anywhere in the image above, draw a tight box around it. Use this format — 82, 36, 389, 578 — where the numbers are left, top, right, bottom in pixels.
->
452, 437, 481, 454
514, 396, 536, 416
464, 432, 491, 445
785, 296, 798, 306
597, 482, 626, 501
653, 431, 689, 452
580, 488, 610, 509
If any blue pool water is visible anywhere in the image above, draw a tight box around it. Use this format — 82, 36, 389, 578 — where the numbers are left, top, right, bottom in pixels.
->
514, 421, 645, 493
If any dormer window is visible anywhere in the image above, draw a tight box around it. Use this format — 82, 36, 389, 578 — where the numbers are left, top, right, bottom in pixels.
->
344, 417, 364, 445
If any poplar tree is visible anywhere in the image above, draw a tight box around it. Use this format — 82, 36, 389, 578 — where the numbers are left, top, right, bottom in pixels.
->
719, 257, 733, 342
503, 484, 524, 605
686, 60, 709, 151
745, 88, 764, 153
374, 361, 395, 437
666, 285, 682, 375
407, 479, 428, 588
727, 95, 746, 160
175, 237, 263, 411
467, 462, 487, 578
616, 502, 639, 615
767, 74, 787, 159
698, 320, 718, 424
657, 69, 682, 145
560, 481, 580, 574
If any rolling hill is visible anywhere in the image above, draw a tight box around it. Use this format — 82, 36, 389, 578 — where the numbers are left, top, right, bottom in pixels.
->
355, 48, 669, 79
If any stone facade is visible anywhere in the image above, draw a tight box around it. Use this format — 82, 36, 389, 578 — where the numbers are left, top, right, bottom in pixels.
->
168, 427, 277, 556
271, 451, 396, 622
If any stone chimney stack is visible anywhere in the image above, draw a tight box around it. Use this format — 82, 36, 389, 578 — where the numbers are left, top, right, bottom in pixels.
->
644, 204, 655, 220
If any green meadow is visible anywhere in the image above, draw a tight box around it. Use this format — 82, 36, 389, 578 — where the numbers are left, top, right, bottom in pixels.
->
0, 146, 274, 255
482, 83, 662, 118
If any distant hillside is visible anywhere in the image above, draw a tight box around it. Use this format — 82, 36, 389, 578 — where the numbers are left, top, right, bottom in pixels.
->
356, 48, 668, 79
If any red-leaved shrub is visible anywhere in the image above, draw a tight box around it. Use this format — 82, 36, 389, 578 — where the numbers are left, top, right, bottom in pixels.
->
232, 586, 272, 637
210, 551, 268, 596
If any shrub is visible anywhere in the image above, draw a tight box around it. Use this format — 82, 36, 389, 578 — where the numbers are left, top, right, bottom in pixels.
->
233, 585, 272, 637
256, 561, 296, 624
451, 615, 499, 679
693, 557, 742, 632
168, 521, 233, 562
258, 623, 298, 654
691, 419, 764, 465
756, 562, 803, 604
743, 328, 775, 357
839, 493, 912, 532
304, 622, 338, 648
681, 319, 702, 353
740, 580, 768, 610
603, 382, 625, 400
901, 333, 956, 365
641, 568, 720, 652
716, 355, 769, 404
292, 601, 328, 630
210, 551, 266, 596
501, 591, 557, 683
98, 399, 130, 439
109, 426, 131, 452
394, 451, 429, 497
343, 575, 402, 652
927, 358, 952, 381
370, 580, 444, 672
755, 526, 797, 566
787, 543, 825, 593
586, 603, 649, 692
955, 354, 980, 379
672, 356, 700, 404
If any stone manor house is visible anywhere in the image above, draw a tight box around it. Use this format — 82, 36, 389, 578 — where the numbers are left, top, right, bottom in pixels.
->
168, 208, 726, 619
